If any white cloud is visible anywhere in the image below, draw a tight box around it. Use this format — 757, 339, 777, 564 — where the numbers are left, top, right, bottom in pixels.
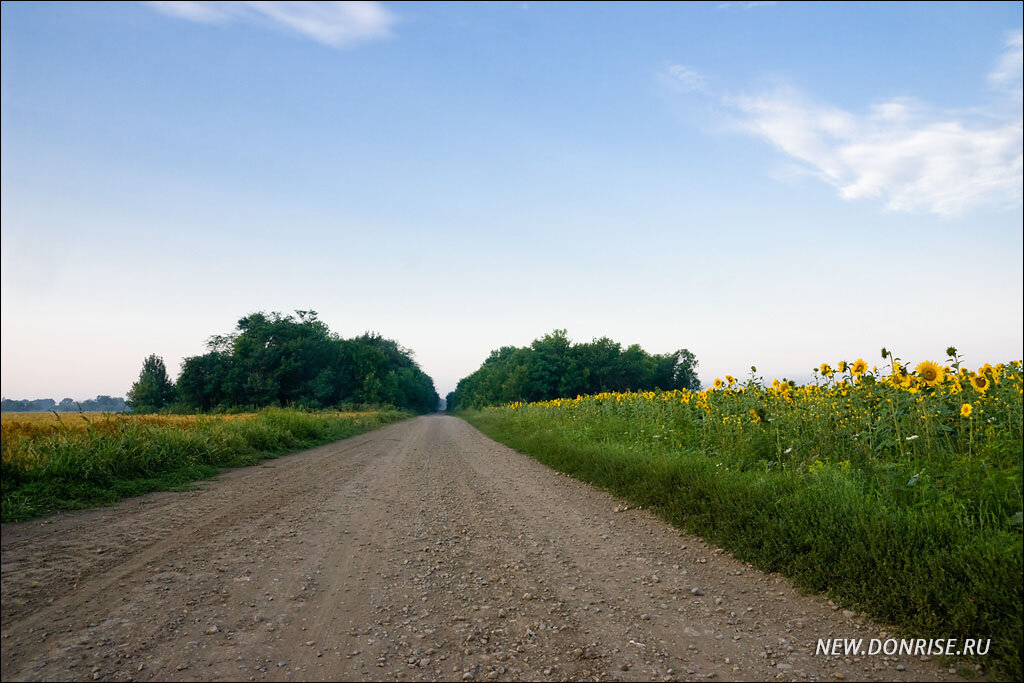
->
147, 1, 231, 23
989, 30, 1023, 99
664, 64, 706, 92
145, 1, 397, 48
719, 34, 1024, 217
731, 89, 1022, 217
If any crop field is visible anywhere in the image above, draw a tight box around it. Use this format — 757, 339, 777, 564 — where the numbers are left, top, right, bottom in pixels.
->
1, 410, 372, 433
1, 408, 410, 522
463, 353, 1023, 678
1, 411, 255, 432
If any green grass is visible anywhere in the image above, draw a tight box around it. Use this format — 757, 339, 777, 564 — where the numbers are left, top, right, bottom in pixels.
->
1, 408, 410, 522
463, 408, 1022, 681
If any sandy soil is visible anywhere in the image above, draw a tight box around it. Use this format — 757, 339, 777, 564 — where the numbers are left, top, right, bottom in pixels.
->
1, 415, 966, 682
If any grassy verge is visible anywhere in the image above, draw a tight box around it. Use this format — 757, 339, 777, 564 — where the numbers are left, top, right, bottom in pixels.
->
1, 408, 410, 522
463, 408, 1022, 680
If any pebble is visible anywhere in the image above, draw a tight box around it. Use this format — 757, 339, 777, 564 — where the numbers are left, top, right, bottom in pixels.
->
691, 588, 704, 596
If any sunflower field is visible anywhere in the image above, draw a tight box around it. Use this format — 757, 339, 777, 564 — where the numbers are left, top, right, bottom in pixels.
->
464, 349, 1023, 678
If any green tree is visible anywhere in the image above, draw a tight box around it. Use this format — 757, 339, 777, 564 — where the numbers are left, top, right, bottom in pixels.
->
176, 351, 233, 412
175, 312, 439, 413
446, 331, 701, 409
126, 354, 177, 413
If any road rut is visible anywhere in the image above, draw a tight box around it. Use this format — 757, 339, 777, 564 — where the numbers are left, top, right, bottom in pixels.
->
1, 415, 963, 681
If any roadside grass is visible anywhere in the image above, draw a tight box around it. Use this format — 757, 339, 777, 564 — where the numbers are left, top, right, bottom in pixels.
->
1, 408, 410, 522
463, 408, 1022, 681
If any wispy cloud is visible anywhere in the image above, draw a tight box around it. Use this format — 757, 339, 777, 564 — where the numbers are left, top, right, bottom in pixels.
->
989, 30, 1023, 99
703, 33, 1023, 217
146, 1, 397, 48
717, 2, 778, 9
730, 90, 1022, 216
663, 64, 706, 92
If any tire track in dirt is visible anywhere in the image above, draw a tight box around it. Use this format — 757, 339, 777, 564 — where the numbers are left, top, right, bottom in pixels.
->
1, 416, 968, 682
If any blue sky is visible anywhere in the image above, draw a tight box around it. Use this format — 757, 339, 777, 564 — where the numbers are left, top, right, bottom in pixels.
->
2, 1, 1022, 400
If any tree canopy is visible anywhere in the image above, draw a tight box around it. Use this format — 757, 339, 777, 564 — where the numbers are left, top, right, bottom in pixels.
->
446, 330, 699, 410
174, 310, 439, 413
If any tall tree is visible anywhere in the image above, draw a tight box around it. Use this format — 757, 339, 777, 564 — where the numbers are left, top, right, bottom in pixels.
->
126, 354, 177, 413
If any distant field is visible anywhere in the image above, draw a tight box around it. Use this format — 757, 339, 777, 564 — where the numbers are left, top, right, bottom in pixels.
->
1, 410, 369, 431
1, 408, 410, 522
2, 411, 251, 429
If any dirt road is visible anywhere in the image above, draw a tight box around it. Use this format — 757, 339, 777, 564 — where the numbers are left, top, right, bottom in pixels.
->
2, 416, 964, 682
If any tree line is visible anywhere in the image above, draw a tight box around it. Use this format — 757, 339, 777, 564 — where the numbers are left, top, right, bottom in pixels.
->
1, 396, 127, 413
445, 330, 700, 410
127, 311, 440, 414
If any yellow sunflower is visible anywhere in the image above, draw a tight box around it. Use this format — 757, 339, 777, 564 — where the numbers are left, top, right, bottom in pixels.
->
969, 373, 989, 393
819, 363, 833, 377
851, 358, 868, 376
960, 403, 973, 418
915, 360, 944, 386
837, 361, 847, 373
713, 378, 724, 389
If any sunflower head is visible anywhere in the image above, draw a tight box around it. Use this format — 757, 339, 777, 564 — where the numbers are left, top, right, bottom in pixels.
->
851, 358, 868, 376
915, 360, 944, 386
819, 363, 833, 377
960, 403, 973, 418
970, 373, 989, 393
837, 361, 847, 373
713, 378, 724, 389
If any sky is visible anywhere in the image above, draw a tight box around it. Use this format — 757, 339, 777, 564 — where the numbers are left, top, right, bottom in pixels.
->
2, 1, 1022, 401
